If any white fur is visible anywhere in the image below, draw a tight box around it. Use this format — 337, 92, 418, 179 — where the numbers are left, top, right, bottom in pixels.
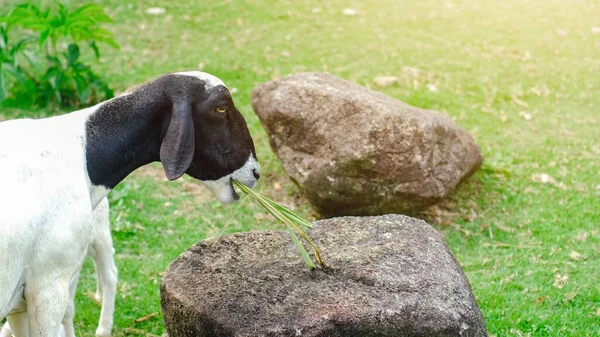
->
0, 199, 117, 337
175, 71, 226, 89
0, 106, 120, 336
0, 112, 95, 337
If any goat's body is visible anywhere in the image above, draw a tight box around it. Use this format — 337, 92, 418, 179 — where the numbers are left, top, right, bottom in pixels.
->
0, 111, 97, 334
0, 198, 117, 337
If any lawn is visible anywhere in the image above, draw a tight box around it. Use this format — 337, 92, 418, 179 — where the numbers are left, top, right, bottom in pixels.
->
1, 0, 599, 336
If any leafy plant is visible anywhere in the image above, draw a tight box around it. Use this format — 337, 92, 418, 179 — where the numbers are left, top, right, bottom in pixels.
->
0, 1, 118, 108
0, 25, 36, 103
42, 43, 114, 106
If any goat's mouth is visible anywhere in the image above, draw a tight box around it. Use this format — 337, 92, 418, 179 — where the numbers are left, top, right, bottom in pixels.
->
199, 175, 245, 204
200, 154, 260, 204
229, 178, 240, 201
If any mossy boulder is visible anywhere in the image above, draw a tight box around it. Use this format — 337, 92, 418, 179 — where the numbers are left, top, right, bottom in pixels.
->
161, 215, 488, 337
251, 73, 483, 217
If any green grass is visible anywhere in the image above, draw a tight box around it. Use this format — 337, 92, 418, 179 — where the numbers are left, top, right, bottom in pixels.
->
2, 0, 600, 336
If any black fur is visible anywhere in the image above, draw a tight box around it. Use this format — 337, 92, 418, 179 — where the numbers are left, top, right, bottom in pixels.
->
85, 74, 257, 189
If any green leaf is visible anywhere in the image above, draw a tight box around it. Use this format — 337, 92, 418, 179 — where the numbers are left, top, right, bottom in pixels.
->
101, 38, 119, 50
90, 28, 119, 49
42, 66, 59, 82
0, 70, 6, 102
89, 41, 100, 58
1, 62, 17, 77
9, 39, 27, 56
8, 5, 46, 31
71, 62, 90, 72
232, 180, 325, 269
289, 230, 316, 270
0, 27, 8, 48
22, 50, 40, 72
11, 66, 33, 88
73, 73, 90, 104
265, 197, 312, 229
66, 44, 80, 65
51, 72, 63, 105
101, 83, 114, 99
46, 55, 61, 67
54, 1, 68, 21
71, 4, 112, 23
39, 29, 50, 45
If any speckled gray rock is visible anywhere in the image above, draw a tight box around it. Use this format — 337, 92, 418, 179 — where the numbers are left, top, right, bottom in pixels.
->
251, 73, 483, 217
160, 215, 488, 337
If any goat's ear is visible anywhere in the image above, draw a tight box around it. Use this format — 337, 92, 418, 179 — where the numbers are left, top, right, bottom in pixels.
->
160, 101, 195, 180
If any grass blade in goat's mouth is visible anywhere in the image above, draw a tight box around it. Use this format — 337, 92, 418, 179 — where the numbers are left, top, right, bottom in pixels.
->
232, 179, 325, 270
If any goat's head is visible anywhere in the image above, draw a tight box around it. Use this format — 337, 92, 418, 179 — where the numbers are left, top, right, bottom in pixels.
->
157, 71, 260, 203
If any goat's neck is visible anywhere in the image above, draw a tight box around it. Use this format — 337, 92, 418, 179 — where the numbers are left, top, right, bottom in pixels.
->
84, 92, 168, 205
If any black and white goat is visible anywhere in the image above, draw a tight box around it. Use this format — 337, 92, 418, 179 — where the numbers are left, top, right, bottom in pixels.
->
0, 71, 260, 336
0, 198, 117, 337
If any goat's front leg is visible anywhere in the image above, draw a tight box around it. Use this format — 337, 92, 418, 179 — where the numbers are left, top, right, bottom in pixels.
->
25, 278, 70, 337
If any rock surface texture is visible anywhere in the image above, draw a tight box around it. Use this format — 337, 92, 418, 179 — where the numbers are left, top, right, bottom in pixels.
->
161, 215, 488, 337
251, 73, 483, 217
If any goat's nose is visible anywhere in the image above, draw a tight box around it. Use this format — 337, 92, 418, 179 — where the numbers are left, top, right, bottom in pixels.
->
253, 168, 261, 180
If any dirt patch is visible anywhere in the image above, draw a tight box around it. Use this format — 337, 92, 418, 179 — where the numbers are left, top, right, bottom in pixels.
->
418, 202, 460, 227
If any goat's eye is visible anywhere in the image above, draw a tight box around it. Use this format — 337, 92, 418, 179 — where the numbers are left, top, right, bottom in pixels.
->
216, 106, 227, 113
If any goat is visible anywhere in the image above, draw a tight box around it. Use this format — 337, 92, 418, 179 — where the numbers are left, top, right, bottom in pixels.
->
0, 71, 260, 336
0, 198, 117, 337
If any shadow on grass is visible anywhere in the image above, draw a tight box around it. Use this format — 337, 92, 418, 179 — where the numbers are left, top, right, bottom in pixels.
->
418, 163, 512, 237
